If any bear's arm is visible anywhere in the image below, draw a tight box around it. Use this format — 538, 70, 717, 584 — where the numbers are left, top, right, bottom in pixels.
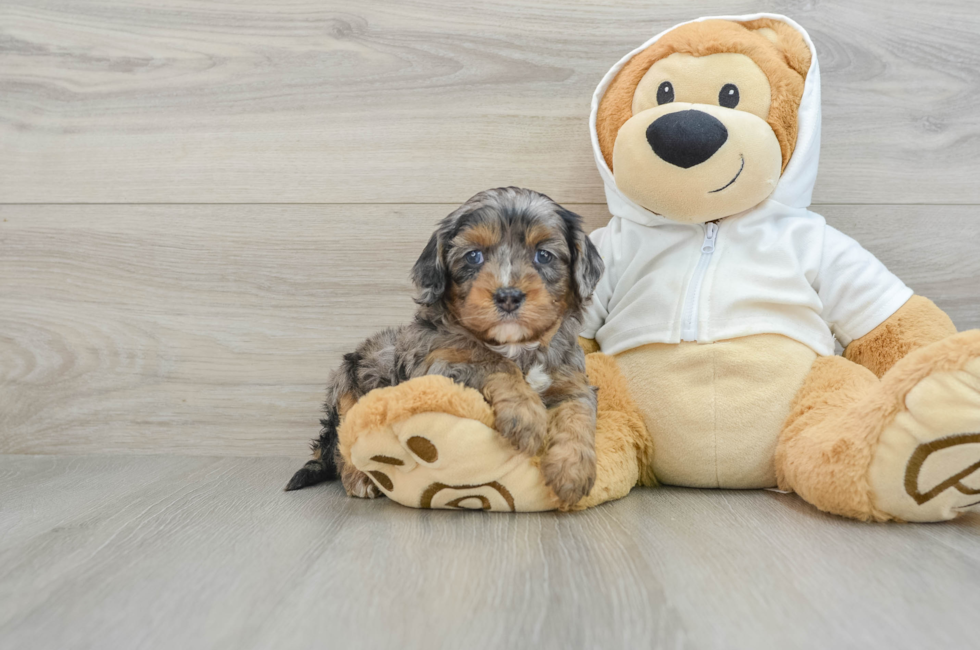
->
844, 295, 957, 378
814, 225, 913, 349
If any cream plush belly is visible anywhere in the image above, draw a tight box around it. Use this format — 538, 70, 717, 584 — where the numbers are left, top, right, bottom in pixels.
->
615, 334, 817, 488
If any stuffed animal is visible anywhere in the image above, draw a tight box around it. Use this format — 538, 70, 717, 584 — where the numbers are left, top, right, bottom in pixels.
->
338, 13, 980, 521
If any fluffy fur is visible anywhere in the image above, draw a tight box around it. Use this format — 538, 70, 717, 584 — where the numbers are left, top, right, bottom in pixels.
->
777, 329, 980, 521
844, 296, 957, 378
285, 187, 604, 508
574, 352, 656, 509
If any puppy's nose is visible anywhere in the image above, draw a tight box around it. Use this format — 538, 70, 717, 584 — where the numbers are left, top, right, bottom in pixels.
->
493, 287, 525, 313
646, 110, 728, 169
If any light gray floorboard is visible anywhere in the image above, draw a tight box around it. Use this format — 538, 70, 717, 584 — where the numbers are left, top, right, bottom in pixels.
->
0, 455, 978, 650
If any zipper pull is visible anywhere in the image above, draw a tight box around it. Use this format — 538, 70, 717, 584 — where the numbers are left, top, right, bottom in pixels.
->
701, 222, 719, 253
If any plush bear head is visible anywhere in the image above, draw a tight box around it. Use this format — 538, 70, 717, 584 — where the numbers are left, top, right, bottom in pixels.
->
595, 18, 812, 223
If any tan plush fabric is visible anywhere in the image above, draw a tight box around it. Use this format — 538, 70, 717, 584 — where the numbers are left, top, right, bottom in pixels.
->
612, 99, 782, 222
776, 355, 881, 520
615, 334, 816, 488
338, 374, 494, 464
578, 336, 601, 355
869, 356, 980, 521
352, 409, 559, 512
339, 320, 980, 519
632, 52, 772, 119
778, 329, 980, 522
342, 354, 650, 511
844, 295, 957, 378
343, 376, 557, 512
596, 18, 810, 172
575, 352, 654, 509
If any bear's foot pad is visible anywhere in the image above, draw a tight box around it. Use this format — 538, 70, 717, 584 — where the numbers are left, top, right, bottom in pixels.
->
870, 334, 980, 522
342, 377, 558, 512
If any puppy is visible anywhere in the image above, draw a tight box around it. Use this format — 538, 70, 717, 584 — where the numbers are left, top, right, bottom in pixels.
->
285, 187, 604, 508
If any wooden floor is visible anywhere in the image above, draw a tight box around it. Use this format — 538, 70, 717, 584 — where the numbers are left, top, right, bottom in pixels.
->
2, 454, 979, 650
2, 1, 980, 648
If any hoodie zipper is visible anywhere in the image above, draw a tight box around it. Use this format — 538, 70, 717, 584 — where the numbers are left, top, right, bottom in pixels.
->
680, 221, 719, 342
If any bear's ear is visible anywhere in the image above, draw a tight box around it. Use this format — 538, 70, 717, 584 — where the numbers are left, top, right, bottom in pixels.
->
741, 18, 811, 79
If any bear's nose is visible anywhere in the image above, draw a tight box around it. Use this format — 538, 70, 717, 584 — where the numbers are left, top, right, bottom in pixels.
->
493, 287, 525, 313
646, 110, 729, 169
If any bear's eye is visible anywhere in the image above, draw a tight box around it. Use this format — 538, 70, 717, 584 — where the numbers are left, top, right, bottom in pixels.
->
656, 81, 674, 105
719, 83, 739, 109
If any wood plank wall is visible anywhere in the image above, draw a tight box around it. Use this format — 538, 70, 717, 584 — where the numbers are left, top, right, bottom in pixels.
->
1, 0, 978, 455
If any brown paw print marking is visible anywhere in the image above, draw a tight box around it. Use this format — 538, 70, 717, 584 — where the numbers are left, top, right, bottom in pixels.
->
368, 470, 394, 491
365, 437, 439, 495
904, 432, 980, 505
370, 455, 404, 466
407, 436, 438, 463
446, 495, 492, 510
420, 481, 515, 512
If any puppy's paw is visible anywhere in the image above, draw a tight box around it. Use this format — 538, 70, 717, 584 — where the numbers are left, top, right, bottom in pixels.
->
493, 397, 548, 456
342, 466, 383, 499
540, 441, 597, 510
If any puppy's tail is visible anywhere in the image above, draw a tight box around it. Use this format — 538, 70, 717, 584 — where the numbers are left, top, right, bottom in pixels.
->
284, 410, 341, 491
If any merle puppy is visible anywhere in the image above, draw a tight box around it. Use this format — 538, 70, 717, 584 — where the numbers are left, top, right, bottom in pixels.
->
285, 187, 604, 508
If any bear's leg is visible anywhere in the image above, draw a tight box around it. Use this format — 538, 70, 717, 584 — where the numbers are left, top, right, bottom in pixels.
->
573, 352, 655, 509
775, 356, 881, 519
339, 354, 651, 512
776, 331, 980, 522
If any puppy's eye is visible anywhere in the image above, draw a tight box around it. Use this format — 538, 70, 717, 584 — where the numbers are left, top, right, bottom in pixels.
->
464, 250, 484, 266
534, 249, 554, 265
719, 83, 739, 108
657, 81, 674, 105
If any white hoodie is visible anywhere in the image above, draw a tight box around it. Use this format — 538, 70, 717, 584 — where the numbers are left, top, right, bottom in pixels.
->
580, 14, 912, 357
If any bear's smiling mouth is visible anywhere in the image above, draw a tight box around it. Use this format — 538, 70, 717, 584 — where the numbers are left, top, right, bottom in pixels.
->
708, 155, 745, 194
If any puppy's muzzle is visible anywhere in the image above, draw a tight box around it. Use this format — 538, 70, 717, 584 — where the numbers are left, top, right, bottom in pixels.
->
493, 287, 525, 314
646, 110, 729, 169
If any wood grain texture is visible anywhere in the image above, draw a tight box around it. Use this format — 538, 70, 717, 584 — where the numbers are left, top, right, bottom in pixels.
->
1, 0, 979, 204
1, 454, 979, 650
3, 5, 978, 644
1, 203, 978, 457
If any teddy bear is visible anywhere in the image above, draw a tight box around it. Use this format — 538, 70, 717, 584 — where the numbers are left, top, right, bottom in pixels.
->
335, 13, 980, 522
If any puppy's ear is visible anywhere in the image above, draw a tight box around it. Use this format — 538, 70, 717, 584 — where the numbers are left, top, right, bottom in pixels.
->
410, 230, 446, 305
559, 209, 604, 302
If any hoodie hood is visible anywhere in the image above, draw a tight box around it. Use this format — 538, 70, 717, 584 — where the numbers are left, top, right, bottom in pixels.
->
589, 13, 821, 228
